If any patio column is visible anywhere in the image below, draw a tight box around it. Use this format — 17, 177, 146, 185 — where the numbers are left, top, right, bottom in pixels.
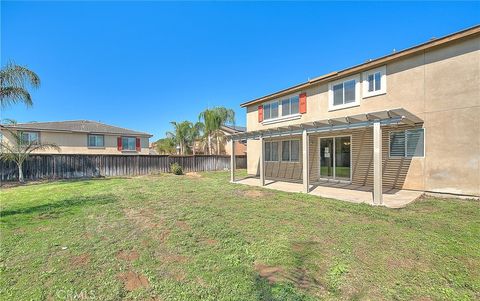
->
230, 139, 235, 183
373, 120, 383, 205
259, 136, 265, 186
302, 129, 309, 193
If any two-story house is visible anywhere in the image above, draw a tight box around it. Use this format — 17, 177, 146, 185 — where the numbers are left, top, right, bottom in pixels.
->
228, 26, 480, 202
0, 120, 152, 155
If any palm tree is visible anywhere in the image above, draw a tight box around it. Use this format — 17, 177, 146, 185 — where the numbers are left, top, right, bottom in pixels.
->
188, 122, 204, 155
155, 137, 176, 155
0, 62, 40, 108
198, 107, 235, 155
166, 121, 193, 155
0, 128, 60, 183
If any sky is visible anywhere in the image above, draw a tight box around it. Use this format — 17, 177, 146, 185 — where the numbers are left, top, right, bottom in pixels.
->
1, 1, 479, 141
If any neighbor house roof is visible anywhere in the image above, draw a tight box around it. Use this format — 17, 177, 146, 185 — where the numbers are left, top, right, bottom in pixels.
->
220, 125, 246, 133
240, 25, 480, 107
1, 120, 152, 137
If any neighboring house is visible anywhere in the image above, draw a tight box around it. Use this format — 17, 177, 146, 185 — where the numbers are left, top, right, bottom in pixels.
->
221, 125, 247, 156
193, 125, 247, 155
229, 25, 480, 199
0, 120, 152, 155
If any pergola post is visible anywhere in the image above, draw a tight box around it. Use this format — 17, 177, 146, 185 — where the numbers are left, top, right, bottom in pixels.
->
230, 139, 235, 183
373, 120, 383, 205
302, 129, 309, 193
259, 136, 265, 186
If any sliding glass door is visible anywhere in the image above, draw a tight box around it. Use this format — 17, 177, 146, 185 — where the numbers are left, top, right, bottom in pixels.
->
319, 136, 351, 181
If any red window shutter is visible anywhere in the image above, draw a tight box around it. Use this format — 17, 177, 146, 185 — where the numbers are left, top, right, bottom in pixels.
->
136, 138, 141, 151
258, 105, 263, 122
117, 137, 122, 151
299, 93, 307, 114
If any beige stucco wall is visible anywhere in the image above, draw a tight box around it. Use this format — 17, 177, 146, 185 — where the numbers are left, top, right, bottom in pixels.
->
225, 140, 247, 156
246, 36, 480, 196
0, 130, 150, 155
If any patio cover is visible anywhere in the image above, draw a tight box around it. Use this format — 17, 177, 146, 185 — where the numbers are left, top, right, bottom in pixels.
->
227, 108, 423, 141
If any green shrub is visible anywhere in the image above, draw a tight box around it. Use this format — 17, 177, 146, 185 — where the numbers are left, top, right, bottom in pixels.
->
170, 163, 183, 175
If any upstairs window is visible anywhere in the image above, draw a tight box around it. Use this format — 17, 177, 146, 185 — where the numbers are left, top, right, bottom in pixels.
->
390, 128, 424, 157
88, 134, 104, 147
265, 141, 279, 161
363, 66, 386, 98
20, 131, 39, 144
281, 140, 300, 162
122, 137, 136, 151
281, 96, 300, 116
329, 75, 360, 110
263, 101, 279, 120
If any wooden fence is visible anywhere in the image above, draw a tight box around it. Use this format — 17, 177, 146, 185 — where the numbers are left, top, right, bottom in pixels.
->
0, 154, 247, 181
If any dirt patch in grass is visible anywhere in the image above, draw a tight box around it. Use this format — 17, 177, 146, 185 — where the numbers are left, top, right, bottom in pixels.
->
123, 208, 162, 230
254, 262, 284, 284
186, 172, 202, 178
116, 250, 139, 262
163, 254, 189, 264
71, 253, 91, 267
202, 238, 218, 246
175, 220, 190, 230
242, 190, 273, 198
117, 271, 150, 291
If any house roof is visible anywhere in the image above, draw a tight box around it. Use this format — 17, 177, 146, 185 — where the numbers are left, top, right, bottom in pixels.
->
220, 125, 246, 133
1, 120, 152, 137
240, 25, 480, 108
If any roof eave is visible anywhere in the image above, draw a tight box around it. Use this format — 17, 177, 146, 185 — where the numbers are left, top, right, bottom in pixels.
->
240, 24, 480, 108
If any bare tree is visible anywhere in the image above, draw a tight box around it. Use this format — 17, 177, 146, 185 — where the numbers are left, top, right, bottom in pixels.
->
0, 129, 60, 182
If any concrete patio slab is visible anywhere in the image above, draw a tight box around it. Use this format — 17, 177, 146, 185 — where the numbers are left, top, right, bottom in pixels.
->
234, 177, 423, 208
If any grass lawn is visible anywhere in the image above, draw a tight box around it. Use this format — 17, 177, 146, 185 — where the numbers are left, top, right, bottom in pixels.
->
1, 171, 479, 300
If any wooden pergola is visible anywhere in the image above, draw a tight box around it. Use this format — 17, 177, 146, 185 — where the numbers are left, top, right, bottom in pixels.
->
228, 108, 423, 205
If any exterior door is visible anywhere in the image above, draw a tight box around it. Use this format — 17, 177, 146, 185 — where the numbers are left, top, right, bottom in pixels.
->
320, 138, 334, 179
320, 136, 351, 181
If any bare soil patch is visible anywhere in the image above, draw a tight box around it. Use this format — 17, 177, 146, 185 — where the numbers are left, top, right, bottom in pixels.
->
242, 190, 272, 198
117, 271, 150, 291
116, 250, 139, 262
254, 262, 284, 284
123, 208, 162, 230
186, 172, 202, 178
175, 220, 190, 230
163, 254, 189, 264
71, 253, 91, 267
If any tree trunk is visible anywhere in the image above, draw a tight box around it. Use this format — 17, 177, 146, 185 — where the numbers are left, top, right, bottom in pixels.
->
192, 141, 196, 156
217, 136, 220, 155
208, 134, 212, 155
18, 162, 24, 183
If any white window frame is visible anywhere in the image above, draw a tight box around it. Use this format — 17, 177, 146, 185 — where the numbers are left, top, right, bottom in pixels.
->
87, 134, 105, 148
20, 131, 40, 144
328, 74, 361, 111
281, 139, 300, 163
261, 93, 302, 125
362, 65, 387, 98
389, 128, 425, 158
122, 136, 136, 151
264, 141, 279, 162
262, 100, 280, 121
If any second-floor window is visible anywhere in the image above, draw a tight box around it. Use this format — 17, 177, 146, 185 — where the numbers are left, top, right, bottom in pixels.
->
363, 66, 386, 98
329, 75, 360, 110
88, 134, 104, 147
122, 137, 136, 151
263, 101, 279, 120
20, 131, 39, 144
281, 96, 299, 116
